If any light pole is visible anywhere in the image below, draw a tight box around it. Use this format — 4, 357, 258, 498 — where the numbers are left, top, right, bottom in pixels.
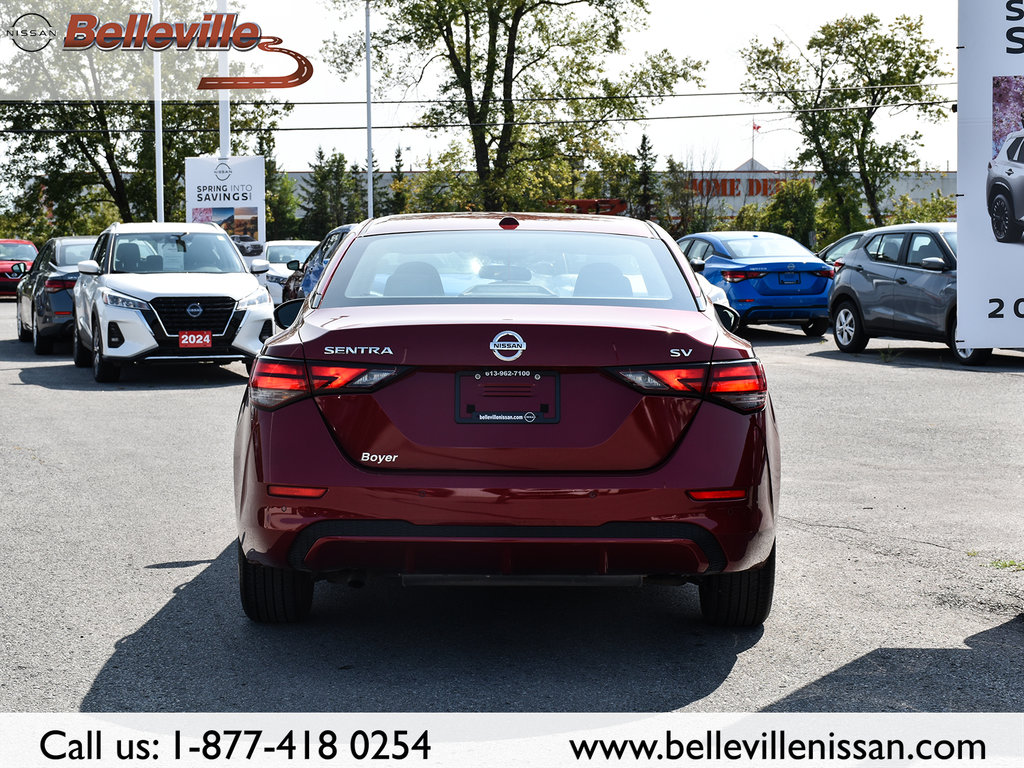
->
153, 0, 164, 221
365, 0, 374, 218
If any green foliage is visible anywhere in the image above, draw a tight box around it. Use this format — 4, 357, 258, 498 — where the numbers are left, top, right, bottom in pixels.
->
658, 157, 721, 237
379, 148, 410, 216
324, 0, 702, 210
730, 203, 765, 232
743, 14, 949, 228
886, 189, 957, 224
300, 148, 361, 238
759, 179, 818, 247
633, 134, 657, 221
814, 182, 871, 246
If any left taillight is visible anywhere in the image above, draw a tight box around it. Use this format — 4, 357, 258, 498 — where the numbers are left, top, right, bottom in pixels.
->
249, 359, 403, 410
708, 360, 768, 412
44, 277, 77, 293
249, 359, 309, 410
612, 359, 767, 413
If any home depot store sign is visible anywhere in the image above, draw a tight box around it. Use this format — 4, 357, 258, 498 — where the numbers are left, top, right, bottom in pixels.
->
692, 177, 782, 197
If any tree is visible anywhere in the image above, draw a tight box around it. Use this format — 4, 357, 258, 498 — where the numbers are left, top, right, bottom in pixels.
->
301, 148, 360, 237
379, 147, 411, 216
325, 0, 702, 210
659, 155, 721, 238
257, 134, 302, 240
742, 14, 949, 228
759, 178, 818, 247
633, 134, 657, 221
886, 189, 956, 224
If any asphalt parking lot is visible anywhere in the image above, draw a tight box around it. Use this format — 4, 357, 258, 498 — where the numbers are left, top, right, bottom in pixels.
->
1, 299, 1021, 712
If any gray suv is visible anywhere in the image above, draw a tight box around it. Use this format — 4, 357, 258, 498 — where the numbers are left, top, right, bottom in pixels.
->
987, 129, 1024, 242
828, 223, 990, 365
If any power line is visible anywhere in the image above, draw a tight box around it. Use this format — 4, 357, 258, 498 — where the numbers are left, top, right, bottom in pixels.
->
0, 99, 955, 135
0, 81, 957, 108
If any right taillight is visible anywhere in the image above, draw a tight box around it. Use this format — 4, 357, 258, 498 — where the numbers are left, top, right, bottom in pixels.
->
613, 359, 767, 413
249, 358, 404, 410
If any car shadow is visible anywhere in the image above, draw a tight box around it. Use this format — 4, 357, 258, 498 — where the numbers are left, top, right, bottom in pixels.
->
4, 339, 249, 391
80, 542, 762, 712
761, 616, 1024, 711
806, 344, 1024, 372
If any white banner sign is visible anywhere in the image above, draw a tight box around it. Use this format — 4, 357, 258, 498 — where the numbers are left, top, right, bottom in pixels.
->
1, 712, 1021, 767
957, 3, 1024, 347
185, 156, 266, 245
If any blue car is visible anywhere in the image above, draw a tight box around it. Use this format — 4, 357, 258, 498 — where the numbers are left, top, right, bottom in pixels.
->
676, 231, 834, 336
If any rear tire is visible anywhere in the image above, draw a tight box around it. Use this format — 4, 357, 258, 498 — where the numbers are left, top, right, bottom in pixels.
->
949, 316, 991, 366
238, 542, 314, 623
32, 312, 53, 355
72, 319, 91, 367
91, 318, 120, 383
699, 543, 775, 627
833, 301, 868, 353
991, 192, 1023, 243
801, 318, 829, 337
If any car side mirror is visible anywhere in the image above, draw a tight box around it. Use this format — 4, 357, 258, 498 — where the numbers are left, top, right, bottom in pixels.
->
714, 303, 741, 333
921, 257, 947, 272
690, 258, 706, 273
10, 261, 26, 275
249, 258, 270, 274
77, 260, 101, 275
286, 260, 301, 271
273, 298, 304, 328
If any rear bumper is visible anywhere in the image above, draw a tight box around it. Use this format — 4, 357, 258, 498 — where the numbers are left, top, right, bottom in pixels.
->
235, 397, 780, 578
736, 302, 828, 324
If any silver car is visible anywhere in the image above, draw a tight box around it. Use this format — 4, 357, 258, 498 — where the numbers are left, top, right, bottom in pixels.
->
987, 128, 1024, 242
827, 223, 990, 365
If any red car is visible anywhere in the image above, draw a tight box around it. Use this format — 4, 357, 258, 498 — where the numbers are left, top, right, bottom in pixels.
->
1, 239, 38, 295
234, 213, 780, 626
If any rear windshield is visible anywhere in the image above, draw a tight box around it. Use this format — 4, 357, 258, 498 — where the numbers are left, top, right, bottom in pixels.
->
58, 241, 97, 266
0, 242, 37, 260
265, 243, 316, 264
110, 233, 244, 274
719, 234, 814, 259
319, 230, 698, 310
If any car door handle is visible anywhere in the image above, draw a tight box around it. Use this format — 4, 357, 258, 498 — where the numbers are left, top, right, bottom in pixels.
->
1008, 168, 1015, 176
895, 277, 907, 284
850, 264, 864, 272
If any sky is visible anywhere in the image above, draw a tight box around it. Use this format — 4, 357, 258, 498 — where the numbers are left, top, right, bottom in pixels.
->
239, 0, 958, 174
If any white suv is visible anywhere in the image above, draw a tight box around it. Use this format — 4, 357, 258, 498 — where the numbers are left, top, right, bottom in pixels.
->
73, 222, 274, 382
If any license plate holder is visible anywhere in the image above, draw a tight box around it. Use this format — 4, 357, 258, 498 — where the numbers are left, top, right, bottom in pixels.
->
179, 330, 212, 348
779, 271, 800, 285
456, 370, 560, 424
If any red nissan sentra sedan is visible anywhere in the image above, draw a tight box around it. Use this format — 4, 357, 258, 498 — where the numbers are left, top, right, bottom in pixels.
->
234, 212, 780, 626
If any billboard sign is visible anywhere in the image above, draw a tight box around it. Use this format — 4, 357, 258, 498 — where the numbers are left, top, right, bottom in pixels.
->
958, 3, 1024, 347
185, 156, 265, 244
